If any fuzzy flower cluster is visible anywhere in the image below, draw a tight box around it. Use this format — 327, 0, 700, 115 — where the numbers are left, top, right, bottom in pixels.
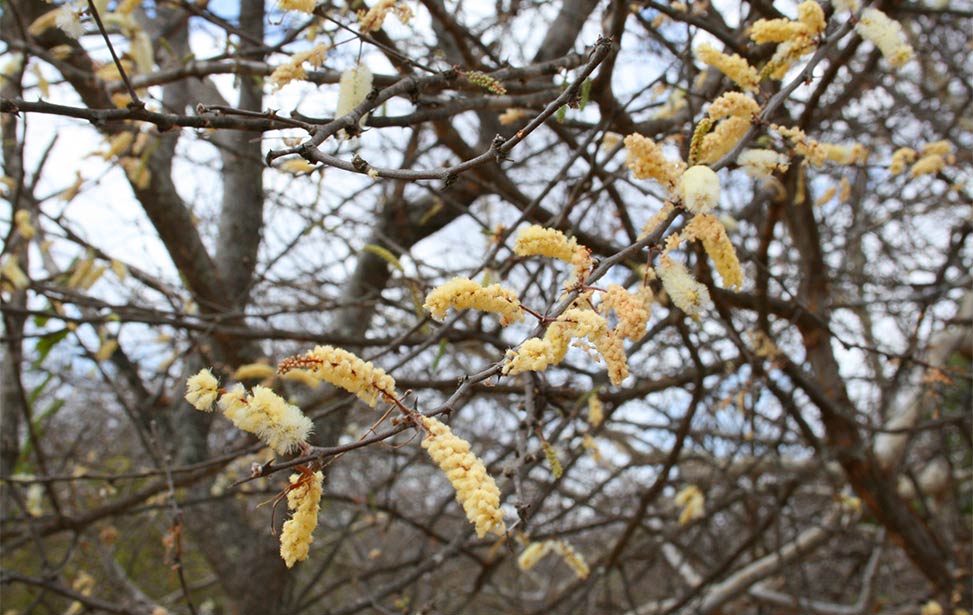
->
772, 124, 827, 166
909, 140, 953, 177
335, 65, 373, 132
695, 43, 759, 93
707, 92, 760, 121
888, 147, 917, 175
513, 225, 593, 283
279, 0, 316, 13
738, 148, 790, 178
855, 8, 914, 69
674, 484, 706, 525
599, 285, 653, 341
279, 470, 324, 567
750, 1, 827, 77
655, 255, 712, 320
820, 143, 868, 165
423, 277, 524, 326
278, 345, 396, 407
218, 384, 314, 455
588, 394, 604, 427
517, 540, 590, 579
504, 308, 628, 385
357, 0, 412, 32
678, 166, 721, 214
2, 256, 31, 292
184, 369, 314, 455
683, 214, 744, 289
269, 44, 328, 90
698, 116, 751, 165
623, 133, 686, 190
185, 368, 220, 411
14, 210, 36, 240
514, 225, 591, 269
421, 416, 505, 538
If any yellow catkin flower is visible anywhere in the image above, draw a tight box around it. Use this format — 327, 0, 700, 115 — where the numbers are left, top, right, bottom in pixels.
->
279, 470, 324, 567
421, 416, 505, 538
65, 571, 95, 615
103, 132, 134, 160
587, 394, 604, 427
747, 329, 781, 360
357, 0, 396, 32
514, 225, 591, 270
1, 256, 29, 290
278, 345, 396, 407
655, 254, 711, 320
278, 159, 316, 174
499, 108, 531, 125
623, 133, 686, 189
738, 148, 789, 177
335, 64, 373, 124
517, 541, 553, 570
920, 601, 943, 615
640, 201, 676, 238
678, 165, 721, 214
821, 143, 868, 165
26, 482, 44, 517
888, 147, 917, 175
581, 433, 602, 461
217, 384, 313, 455
921, 140, 952, 157
552, 540, 590, 579
773, 124, 826, 166
503, 308, 629, 385
269, 44, 328, 90
910, 155, 946, 177
838, 177, 852, 203
233, 363, 277, 381
602, 131, 623, 151
683, 214, 744, 289
855, 8, 914, 69
119, 157, 151, 189
814, 184, 837, 206
542, 441, 563, 478
14, 210, 36, 239
117, 0, 143, 14
698, 116, 750, 165
695, 43, 759, 93
423, 277, 524, 326
600, 285, 652, 341
707, 91, 760, 120
130, 30, 154, 74
279, 0, 317, 13
185, 368, 219, 411
675, 485, 705, 524
281, 369, 321, 388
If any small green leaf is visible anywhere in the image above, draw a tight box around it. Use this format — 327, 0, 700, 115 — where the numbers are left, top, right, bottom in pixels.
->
34, 329, 70, 367
431, 339, 448, 371
556, 105, 567, 123
579, 78, 592, 111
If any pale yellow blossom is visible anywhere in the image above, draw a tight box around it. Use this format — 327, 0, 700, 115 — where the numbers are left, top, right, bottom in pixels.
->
185, 368, 219, 411
423, 277, 524, 326
683, 214, 743, 289
695, 43, 759, 92
219, 385, 313, 455
678, 165, 721, 214
855, 8, 914, 68
624, 133, 685, 189
279, 470, 324, 567
278, 345, 396, 407
655, 254, 711, 320
421, 416, 505, 538
675, 484, 705, 524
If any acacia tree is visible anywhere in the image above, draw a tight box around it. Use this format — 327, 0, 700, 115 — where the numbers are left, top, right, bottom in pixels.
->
1, 0, 971, 613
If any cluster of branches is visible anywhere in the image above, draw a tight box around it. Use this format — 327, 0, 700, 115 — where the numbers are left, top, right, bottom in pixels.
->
1, 0, 971, 614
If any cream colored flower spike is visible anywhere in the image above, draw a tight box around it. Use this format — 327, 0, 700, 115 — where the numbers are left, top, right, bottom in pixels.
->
421, 416, 505, 538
